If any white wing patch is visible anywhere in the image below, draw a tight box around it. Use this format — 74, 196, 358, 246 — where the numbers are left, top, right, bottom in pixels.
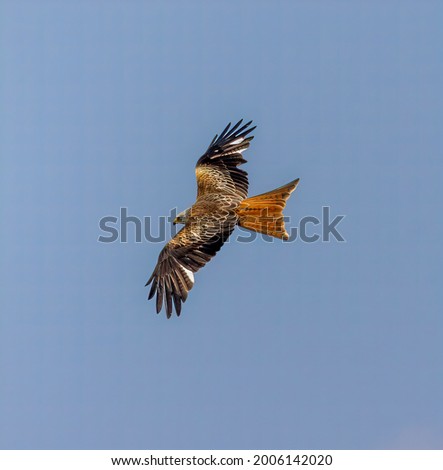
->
180, 265, 195, 284
230, 137, 244, 145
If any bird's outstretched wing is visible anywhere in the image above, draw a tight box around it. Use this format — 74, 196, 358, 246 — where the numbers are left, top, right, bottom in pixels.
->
195, 119, 256, 199
145, 210, 236, 318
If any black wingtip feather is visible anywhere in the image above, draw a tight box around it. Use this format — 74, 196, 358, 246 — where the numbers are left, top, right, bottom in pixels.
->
219, 122, 231, 139
226, 119, 243, 136
148, 279, 157, 300
173, 293, 182, 316
156, 286, 163, 314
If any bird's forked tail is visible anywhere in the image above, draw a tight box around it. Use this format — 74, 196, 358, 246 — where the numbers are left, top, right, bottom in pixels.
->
236, 178, 300, 240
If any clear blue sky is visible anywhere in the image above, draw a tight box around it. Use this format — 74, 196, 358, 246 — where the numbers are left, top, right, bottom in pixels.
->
1, 1, 442, 450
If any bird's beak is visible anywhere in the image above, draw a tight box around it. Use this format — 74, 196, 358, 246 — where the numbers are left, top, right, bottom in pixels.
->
173, 218, 177, 225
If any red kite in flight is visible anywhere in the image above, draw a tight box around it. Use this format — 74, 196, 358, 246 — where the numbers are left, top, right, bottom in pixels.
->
146, 120, 299, 317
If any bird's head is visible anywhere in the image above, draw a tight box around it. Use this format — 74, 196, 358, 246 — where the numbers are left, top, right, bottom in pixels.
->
173, 208, 191, 225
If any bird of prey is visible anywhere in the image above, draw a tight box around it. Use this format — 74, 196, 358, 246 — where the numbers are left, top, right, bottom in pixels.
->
146, 120, 299, 318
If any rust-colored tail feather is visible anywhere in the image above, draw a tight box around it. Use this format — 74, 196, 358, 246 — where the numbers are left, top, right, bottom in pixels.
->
236, 178, 300, 240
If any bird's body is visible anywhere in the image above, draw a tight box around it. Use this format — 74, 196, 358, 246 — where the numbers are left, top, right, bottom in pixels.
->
146, 120, 299, 317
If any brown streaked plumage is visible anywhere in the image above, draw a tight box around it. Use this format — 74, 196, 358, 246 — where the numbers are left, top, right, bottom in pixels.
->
146, 120, 299, 318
